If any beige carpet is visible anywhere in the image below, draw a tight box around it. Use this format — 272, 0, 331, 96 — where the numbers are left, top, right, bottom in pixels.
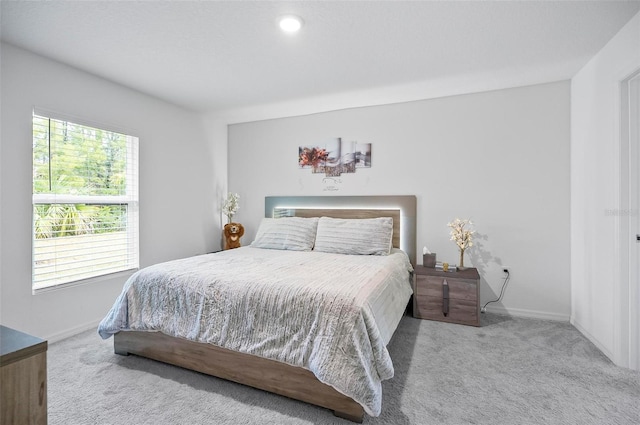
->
48, 314, 640, 424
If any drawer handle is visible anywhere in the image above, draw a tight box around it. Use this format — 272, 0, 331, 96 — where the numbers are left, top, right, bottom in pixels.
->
443, 279, 449, 317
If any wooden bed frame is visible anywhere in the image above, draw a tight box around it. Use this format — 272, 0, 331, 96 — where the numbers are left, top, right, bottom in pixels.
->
114, 195, 417, 422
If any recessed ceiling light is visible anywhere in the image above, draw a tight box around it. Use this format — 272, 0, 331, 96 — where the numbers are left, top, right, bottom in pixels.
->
279, 15, 303, 33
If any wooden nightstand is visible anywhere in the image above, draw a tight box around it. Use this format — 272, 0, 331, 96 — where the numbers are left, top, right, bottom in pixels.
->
0, 325, 48, 425
413, 266, 480, 326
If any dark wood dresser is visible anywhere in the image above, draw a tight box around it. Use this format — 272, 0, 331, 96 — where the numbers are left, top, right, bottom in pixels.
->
413, 266, 481, 326
0, 325, 48, 425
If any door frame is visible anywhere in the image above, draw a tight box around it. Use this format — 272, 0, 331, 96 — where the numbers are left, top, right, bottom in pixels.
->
620, 70, 640, 371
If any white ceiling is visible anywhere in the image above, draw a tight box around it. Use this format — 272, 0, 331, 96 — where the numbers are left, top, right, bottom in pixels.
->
2, 1, 639, 114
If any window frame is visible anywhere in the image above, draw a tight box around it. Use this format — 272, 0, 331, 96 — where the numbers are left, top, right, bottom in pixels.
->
31, 108, 140, 292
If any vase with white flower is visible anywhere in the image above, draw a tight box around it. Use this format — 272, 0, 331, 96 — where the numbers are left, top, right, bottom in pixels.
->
222, 193, 240, 224
448, 218, 474, 270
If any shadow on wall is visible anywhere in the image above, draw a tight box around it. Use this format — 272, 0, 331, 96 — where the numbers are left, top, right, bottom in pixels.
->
467, 231, 506, 309
215, 184, 226, 251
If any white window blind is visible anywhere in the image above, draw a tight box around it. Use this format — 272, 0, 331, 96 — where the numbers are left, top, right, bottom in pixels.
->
32, 112, 139, 290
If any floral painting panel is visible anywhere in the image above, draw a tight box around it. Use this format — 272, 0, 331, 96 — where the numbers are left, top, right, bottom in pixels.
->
298, 145, 328, 173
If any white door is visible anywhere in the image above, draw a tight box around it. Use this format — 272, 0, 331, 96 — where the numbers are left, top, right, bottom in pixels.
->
632, 74, 640, 371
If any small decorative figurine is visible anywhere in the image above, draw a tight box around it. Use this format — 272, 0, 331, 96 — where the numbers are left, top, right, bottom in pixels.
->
223, 222, 244, 250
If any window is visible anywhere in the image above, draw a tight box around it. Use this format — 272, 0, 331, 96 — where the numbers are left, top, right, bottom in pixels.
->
32, 111, 139, 290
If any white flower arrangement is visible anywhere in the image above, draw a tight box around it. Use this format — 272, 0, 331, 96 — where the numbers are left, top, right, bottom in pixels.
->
448, 218, 474, 268
222, 193, 240, 223
448, 218, 474, 250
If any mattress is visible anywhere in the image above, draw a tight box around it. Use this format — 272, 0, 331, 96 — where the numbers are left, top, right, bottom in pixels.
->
98, 246, 413, 416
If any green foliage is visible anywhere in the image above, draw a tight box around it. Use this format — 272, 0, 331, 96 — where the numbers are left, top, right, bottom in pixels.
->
33, 116, 128, 196
33, 115, 130, 238
34, 204, 127, 239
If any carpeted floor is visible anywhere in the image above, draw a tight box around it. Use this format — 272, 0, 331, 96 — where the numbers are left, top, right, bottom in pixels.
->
48, 314, 640, 424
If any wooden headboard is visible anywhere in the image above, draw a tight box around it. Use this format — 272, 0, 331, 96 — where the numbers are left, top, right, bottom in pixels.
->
265, 196, 417, 266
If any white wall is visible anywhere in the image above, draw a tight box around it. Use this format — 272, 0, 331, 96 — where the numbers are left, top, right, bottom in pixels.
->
0, 43, 219, 341
202, 117, 230, 248
571, 12, 640, 368
228, 81, 571, 320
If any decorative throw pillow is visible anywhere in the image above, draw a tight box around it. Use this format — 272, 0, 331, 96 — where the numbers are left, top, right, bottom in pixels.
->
251, 217, 319, 251
313, 216, 393, 256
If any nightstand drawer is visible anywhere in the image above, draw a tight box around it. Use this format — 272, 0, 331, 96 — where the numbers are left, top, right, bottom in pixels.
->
415, 275, 477, 300
414, 294, 478, 324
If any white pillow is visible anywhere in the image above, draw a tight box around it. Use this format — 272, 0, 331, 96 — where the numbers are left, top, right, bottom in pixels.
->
313, 217, 393, 256
251, 217, 319, 251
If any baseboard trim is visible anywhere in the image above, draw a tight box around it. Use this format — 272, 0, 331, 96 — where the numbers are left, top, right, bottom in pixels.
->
484, 305, 570, 322
46, 319, 102, 344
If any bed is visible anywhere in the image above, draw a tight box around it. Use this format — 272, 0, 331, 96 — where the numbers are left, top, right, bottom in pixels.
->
98, 195, 416, 422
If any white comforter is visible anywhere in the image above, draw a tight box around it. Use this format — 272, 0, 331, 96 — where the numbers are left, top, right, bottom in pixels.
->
98, 247, 413, 416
